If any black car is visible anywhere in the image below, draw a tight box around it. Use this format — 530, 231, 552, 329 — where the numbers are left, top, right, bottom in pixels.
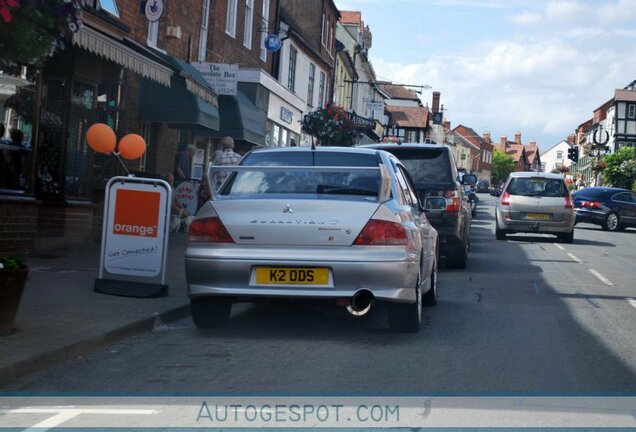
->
361, 143, 475, 269
572, 187, 636, 231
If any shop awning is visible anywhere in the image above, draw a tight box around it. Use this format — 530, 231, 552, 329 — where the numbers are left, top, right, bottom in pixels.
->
201, 90, 267, 146
141, 78, 220, 131
73, 26, 173, 87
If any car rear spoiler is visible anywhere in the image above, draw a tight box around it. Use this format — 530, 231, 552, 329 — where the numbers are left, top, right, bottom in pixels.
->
206, 162, 392, 202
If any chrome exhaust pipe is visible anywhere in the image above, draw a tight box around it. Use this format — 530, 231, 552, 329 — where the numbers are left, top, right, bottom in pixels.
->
346, 290, 374, 317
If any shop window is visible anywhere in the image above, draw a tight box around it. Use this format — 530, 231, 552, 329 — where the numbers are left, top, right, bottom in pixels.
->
37, 80, 67, 195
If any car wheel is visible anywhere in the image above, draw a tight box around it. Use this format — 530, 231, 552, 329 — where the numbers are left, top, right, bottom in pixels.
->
422, 264, 437, 307
388, 277, 422, 333
495, 218, 506, 240
559, 230, 574, 244
603, 212, 620, 231
191, 297, 232, 329
445, 235, 468, 269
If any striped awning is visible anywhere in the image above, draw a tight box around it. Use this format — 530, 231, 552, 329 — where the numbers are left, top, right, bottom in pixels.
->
72, 26, 173, 87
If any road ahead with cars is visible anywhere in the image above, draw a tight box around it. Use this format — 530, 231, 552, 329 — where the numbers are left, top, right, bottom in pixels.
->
6, 194, 636, 393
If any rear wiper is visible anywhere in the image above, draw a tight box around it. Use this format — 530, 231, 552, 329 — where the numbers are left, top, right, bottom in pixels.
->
522, 192, 539, 196
316, 184, 376, 196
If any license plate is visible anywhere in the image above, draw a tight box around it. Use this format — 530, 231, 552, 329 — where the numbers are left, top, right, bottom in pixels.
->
255, 267, 330, 285
527, 213, 550, 220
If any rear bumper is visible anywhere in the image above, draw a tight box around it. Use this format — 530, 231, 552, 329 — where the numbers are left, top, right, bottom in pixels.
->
496, 210, 575, 234
185, 245, 421, 304
575, 208, 606, 225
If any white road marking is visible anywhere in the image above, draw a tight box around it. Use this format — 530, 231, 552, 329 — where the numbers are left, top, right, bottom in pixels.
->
566, 252, 582, 263
589, 269, 614, 286
627, 298, 636, 310
554, 243, 566, 251
9, 407, 159, 432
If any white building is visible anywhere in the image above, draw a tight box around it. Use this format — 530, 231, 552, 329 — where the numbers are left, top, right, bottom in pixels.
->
542, 139, 574, 173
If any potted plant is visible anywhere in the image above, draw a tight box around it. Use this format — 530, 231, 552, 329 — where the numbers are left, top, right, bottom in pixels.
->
0, 255, 28, 335
591, 160, 607, 173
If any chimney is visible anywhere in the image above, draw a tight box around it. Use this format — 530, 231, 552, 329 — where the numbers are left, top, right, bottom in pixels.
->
443, 120, 450, 131
482, 131, 491, 143
567, 134, 576, 143
432, 91, 440, 113
500, 135, 507, 147
529, 139, 536, 146
515, 131, 521, 144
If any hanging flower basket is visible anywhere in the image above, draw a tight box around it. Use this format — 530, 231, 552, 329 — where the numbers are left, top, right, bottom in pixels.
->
301, 104, 356, 146
591, 161, 607, 172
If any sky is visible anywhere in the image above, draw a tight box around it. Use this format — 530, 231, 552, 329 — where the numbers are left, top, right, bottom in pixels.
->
332, 0, 636, 152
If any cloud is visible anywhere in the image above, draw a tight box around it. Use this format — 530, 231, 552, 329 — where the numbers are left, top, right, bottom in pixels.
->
512, 12, 543, 26
371, 35, 636, 148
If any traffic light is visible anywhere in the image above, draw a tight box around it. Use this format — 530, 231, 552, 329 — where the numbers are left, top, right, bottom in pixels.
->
568, 147, 579, 163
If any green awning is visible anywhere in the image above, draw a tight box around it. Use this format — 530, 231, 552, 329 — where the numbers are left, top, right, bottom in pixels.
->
202, 90, 267, 146
141, 78, 220, 131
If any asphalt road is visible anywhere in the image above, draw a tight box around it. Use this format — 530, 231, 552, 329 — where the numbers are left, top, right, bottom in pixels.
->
6, 193, 636, 393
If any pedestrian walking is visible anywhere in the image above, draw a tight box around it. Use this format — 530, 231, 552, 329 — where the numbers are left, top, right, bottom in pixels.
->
213, 136, 241, 190
174, 144, 196, 181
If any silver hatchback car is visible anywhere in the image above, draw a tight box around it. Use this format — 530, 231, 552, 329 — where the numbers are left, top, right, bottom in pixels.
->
495, 172, 575, 243
185, 147, 439, 332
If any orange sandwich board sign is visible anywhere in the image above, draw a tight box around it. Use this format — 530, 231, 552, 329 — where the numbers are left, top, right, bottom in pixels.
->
95, 176, 172, 297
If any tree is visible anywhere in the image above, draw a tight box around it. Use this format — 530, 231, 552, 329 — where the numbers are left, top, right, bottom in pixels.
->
491, 150, 515, 185
601, 146, 636, 189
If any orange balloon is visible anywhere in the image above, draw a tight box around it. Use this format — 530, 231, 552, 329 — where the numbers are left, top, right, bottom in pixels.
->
118, 134, 146, 160
86, 123, 116, 154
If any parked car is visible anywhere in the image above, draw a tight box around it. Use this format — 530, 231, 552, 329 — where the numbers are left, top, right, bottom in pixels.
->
495, 172, 575, 243
360, 143, 475, 269
572, 187, 636, 231
475, 180, 490, 193
185, 147, 439, 332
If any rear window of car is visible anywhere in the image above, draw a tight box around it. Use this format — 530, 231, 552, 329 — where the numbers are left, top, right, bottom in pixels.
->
376, 147, 451, 185
220, 151, 381, 196
506, 177, 568, 197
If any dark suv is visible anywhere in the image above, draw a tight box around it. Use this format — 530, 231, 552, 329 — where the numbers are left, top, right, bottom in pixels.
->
362, 143, 474, 268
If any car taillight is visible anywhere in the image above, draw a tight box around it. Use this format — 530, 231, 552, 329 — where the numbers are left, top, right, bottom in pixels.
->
354, 219, 407, 245
501, 191, 511, 206
565, 195, 573, 209
188, 217, 234, 243
444, 189, 461, 212
581, 200, 601, 209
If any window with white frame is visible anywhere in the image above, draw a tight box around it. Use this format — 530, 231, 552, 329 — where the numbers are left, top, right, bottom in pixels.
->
318, 71, 325, 108
307, 64, 315, 107
148, 20, 159, 47
629, 104, 636, 119
321, 13, 326, 46
244, 0, 254, 48
259, 0, 270, 61
198, 0, 211, 61
226, 0, 237, 37
287, 45, 297, 92
324, 15, 329, 48
556, 150, 563, 160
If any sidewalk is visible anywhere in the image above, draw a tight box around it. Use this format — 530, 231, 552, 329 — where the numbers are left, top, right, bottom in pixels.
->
0, 232, 193, 387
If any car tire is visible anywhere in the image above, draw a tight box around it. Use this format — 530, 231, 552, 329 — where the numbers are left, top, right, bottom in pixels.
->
445, 235, 468, 269
559, 230, 574, 244
495, 219, 506, 240
191, 297, 232, 329
422, 264, 437, 307
603, 212, 620, 232
388, 278, 422, 333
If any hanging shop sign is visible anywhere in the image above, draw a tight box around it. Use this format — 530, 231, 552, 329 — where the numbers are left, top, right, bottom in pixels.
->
145, 0, 164, 22
191, 62, 238, 96
95, 176, 171, 298
264, 34, 282, 52
365, 101, 384, 112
